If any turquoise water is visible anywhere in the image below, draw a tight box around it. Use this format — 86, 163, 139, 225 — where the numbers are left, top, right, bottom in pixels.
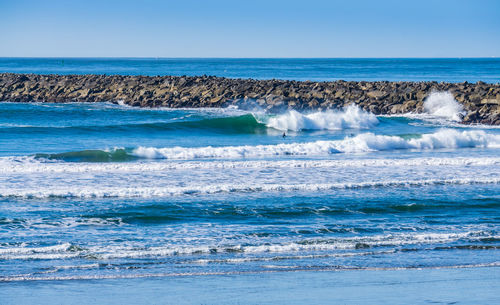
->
0, 59, 499, 303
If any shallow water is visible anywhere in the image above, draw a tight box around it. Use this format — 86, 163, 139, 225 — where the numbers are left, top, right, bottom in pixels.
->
0, 100, 499, 287
2, 267, 499, 305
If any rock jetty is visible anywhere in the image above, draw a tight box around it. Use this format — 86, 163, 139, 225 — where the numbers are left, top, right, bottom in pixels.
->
1, 73, 500, 124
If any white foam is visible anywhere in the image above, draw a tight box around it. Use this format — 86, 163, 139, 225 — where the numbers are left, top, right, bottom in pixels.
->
423, 91, 466, 122
1, 231, 494, 261
0, 243, 72, 255
1, 177, 499, 199
0, 123, 35, 128
239, 231, 493, 254
131, 129, 500, 159
189, 252, 386, 265
3, 156, 500, 174
3, 262, 500, 282
265, 104, 378, 131
52, 263, 100, 270
0, 243, 81, 260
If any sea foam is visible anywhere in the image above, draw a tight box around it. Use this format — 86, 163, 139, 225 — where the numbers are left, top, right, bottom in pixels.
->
131, 129, 500, 159
265, 104, 378, 131
423, 91, 466, 122
2, 178, 500, 199
3, 156, 500, 174
1, 231, 494, 261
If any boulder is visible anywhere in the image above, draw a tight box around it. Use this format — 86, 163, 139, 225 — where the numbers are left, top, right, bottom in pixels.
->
0, 72, 499, 125
481, 98, 500, 105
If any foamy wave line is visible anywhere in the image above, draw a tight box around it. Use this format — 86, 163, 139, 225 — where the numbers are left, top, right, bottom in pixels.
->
2, 262, 499, 282
0, 243, 72, 255
1, 231, 494, 261
1, 178, 500, 199
0, 243, 80, 260
189, 251, 391, 265
3, 156, 500, 174
132, 129, 500, 159
3, 262, 499, 282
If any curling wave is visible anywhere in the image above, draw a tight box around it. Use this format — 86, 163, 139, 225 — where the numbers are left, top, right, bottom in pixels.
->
132, 129, 500, 159
4, 114, 267, 135
30, 129, 500, 162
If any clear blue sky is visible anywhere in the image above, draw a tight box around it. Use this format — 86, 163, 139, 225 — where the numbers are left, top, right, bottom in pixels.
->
1, 0, 499, 57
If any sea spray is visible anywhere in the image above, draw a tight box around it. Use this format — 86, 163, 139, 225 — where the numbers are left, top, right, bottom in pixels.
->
423, 91, 466, 121
265, 105, 379, 131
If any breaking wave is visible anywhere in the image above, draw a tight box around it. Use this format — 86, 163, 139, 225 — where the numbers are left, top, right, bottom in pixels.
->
132, 129, 500, 159
423, 91, 466, 122
0, 231, 495, 261
31, 129, 500, 162
0, 106, 378, 134
265, 104, 378, 131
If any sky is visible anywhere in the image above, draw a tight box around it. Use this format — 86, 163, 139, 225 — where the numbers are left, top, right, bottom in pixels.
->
1, 0, 499, 58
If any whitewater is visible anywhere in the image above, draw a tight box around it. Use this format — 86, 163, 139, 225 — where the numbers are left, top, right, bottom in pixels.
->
0, 91, 499, 286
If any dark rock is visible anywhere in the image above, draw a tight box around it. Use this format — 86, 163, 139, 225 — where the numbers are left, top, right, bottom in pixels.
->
0, 73, 499, 125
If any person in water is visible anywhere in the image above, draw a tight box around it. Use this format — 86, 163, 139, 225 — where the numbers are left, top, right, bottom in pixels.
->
282, 132, 286, 138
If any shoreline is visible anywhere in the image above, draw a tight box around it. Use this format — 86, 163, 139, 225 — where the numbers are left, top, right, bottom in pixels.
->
1, 73, 499, 124
2, 266, 499, 304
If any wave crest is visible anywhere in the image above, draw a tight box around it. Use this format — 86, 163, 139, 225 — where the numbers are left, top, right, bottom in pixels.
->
265, 105, 379, 131
132, 129, 500, 159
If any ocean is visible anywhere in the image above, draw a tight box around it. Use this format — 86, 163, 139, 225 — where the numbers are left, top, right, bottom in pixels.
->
0, 58, 499, 304
1, 57, 500, 82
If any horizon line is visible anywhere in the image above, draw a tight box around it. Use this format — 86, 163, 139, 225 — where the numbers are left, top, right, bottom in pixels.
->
0, 56, 498, 59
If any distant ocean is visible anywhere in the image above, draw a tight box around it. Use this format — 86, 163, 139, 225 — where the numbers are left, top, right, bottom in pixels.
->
1, 57, 500, 82
1, 58, 499, 304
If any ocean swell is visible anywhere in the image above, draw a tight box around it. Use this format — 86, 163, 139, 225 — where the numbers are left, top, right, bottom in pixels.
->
29, 129, 500, 162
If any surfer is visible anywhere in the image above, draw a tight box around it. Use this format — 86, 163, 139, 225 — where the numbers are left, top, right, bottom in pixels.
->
282, 132, 286, 138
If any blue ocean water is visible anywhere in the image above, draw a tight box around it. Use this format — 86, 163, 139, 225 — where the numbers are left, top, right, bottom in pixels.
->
1, 57, 500, 82
0, 59, 499, 303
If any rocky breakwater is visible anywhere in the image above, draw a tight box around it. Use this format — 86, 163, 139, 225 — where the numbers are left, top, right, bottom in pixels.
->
1, 73, 500, 124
